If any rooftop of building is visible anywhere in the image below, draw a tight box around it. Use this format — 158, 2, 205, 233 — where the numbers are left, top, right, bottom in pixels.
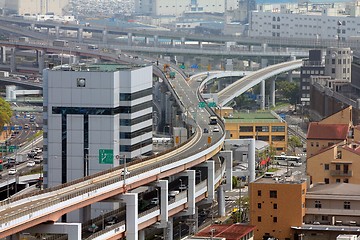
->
307, 183, 360, 197
195, 224, 256, 240
254, 174, 306, 185
224, 111, 282, 123
51, 63, 147, 72
307, 123, 349, 140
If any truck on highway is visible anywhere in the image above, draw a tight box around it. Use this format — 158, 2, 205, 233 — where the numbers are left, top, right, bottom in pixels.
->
16, 153, 27, 164
53, 39, 69, 47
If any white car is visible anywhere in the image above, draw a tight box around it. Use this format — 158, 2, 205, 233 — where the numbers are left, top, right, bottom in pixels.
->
8, 168, 17, 175
121, 169, 130, 176
213, 127, 220, 132
27, 161, 35, 167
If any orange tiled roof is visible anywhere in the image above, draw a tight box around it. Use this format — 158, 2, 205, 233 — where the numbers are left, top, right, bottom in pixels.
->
196, 224, 256, 240
307, 123, 349, 140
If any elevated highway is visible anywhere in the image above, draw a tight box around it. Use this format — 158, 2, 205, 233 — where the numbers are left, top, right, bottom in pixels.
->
0, 39, 303, 239
217, 59, 303, 106
0, 48, 227, 239
0, 16, 357, 49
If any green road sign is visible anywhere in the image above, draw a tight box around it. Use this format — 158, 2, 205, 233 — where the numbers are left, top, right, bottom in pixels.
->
8, 146, 18, 153
208, 102, 217, 107
180, 65, 185, 69
99, 149, 113, 164
198, 102, 206, 108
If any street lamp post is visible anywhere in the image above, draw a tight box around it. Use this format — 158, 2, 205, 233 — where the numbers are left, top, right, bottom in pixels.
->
156, 188, 159, 205
100, 210, 105, 230
179, 179, 183, 192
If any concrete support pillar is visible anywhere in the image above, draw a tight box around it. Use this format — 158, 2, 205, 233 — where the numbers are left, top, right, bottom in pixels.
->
122, 193, 138, 240
261, 58, 268, 69
206, 160, 215, 202
139, 230, 145, 240
25, 223, 81, 240
77, 28, 83, 42
217, 185, 226, 217
102, 29, 107, 44
261, 80, 265, 110
127, 32, 133, 46
261, 43, 267, 52
37, 50, 45, 73
287, 70, 293, 82
170, 39, 176, 47
248, 45, 254, 51
270, 78, 276, 107
0, 46, 6, 64
181, 37, 185, 48
178, 170, 195, 215
156, 180, 169, 227
164, 217, 173, 240
154, 35, 158, 47
30, 23, 35, 30
248, 139, 256, 183
81, 206, 91, 224
55, 26, 60, 39
220, 150, 233, 191
199, 41, 203, 49
10, 48, 15, 73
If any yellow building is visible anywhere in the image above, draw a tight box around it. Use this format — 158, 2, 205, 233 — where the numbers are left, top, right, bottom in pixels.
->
249, 177, 307, 240
221, 109, 288, 153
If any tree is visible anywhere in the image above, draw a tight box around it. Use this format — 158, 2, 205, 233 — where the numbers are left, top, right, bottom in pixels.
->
289, 135, 303, 153
0, 98, 12, 128
276, 80, 299, 104
232, 176, 238, 189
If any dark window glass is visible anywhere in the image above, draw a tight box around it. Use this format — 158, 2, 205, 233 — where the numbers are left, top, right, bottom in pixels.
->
270, 190, 277, 198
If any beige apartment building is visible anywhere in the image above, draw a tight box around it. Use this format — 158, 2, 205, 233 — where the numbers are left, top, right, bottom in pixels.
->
5, 0, 69, 15
306, 106, 360, 184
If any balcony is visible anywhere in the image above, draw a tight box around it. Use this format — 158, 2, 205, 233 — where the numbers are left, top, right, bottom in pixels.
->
330, 170, 352, 177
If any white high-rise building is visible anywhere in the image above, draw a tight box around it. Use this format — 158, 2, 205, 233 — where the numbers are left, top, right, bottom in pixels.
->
5, 0, 69, 15
43, 64, 153, 189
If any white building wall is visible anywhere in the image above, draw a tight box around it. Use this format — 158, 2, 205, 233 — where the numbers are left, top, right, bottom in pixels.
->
6, 0, 68, 15
249, 11, 360, 40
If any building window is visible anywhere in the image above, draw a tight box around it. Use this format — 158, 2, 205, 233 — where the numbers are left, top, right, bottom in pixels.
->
324, 164, 329, 170
315, 200, 322, 208
273, 217, 277, 222
258, 190, 261, 196
344, 179, 349, 183
344, 201, 351, 209
337, 151, 342, 159
325, 178, 329, 184
311, 142, 314, 147
272, 126, 285, 132
332, 68, 335, 74
255, 126, 269, 132
336, 179, 341, 183
336, 164, 340, 170
258, 216, 262, 222
316, 142, 319, 147
270, 190, 277, 198
240, 126, 253, 132
273, 203, 277, 209
258, 203, 262, 209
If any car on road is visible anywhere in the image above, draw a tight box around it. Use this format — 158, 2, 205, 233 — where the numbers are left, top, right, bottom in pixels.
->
203, 128, 209, 133
121, 169, 130, 176
213, 127, 220, 132
27, 161, 35, 167
8, 168, 17, 175
87, 224, 99, 233
151, 197, 159, 205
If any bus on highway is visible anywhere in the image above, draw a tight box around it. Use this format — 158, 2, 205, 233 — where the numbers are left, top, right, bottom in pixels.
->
209, 116, 217, 125
273, 154, 302, 167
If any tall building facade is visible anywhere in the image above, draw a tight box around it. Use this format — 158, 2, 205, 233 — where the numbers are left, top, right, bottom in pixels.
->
43, 64, 153, 188
324, 47, 352, 81
300, 50, 325, 107
5, 0, 69, 15
135, 0, 239, 16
